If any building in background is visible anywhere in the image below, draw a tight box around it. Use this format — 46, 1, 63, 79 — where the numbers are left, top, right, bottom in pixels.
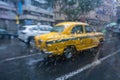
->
86, 0, 116, 25
19, 0, 54, 26
0, 0, 54, 32
54, 0, 66, 23
0, 0, 17, 32
54, 0, 116, 27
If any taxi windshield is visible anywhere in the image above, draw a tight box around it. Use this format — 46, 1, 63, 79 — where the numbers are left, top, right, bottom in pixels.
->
51, 26, 64, 33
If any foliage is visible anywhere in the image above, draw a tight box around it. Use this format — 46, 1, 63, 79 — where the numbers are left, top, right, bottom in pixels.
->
46, 0, 102, 21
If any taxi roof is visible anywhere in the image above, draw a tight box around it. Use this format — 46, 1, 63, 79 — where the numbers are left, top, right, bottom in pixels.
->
56, 22, 89, 26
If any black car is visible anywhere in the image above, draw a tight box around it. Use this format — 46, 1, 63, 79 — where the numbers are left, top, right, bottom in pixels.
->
0, 29, 12, 39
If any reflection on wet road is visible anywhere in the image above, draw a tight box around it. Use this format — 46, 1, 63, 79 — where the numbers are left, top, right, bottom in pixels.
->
0, 36, 120, 80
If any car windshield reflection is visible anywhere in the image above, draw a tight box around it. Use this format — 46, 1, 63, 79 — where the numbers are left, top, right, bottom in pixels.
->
51, 26, 64, 33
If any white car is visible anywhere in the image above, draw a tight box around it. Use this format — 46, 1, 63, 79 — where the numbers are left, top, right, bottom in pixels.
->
18, 25, 52, 46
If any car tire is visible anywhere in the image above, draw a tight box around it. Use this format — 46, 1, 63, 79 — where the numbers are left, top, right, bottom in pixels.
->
64, 46, 77, 59
99, 39, 104, 47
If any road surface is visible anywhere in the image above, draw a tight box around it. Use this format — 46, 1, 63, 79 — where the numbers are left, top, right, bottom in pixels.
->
0, 35, 120, 80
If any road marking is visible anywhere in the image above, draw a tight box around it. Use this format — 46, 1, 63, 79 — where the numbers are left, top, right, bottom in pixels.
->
0, 53, 42, 63
56, 49, 120, 80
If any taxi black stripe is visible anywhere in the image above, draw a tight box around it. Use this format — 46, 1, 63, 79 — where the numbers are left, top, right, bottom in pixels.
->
46, 35, 103, 44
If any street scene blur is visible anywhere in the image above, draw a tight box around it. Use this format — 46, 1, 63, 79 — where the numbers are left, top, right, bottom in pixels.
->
0, 0, 120, 80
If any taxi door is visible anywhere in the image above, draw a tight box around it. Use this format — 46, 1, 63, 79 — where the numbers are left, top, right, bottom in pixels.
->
70, 25, 85, 51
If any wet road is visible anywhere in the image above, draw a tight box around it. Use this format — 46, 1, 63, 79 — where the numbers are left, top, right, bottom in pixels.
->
0, 36, 120, 80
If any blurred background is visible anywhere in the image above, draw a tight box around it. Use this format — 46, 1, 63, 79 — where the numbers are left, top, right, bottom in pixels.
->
0, 0, 119, 33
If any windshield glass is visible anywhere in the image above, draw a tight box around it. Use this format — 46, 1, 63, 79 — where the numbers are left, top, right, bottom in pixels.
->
51, 26, 64, 32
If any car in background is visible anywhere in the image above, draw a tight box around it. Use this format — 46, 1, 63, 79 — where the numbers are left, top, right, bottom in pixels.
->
0, 28, 12, 39
105, 22, 117, 32
105, 25, 114, 32
111, 25, 120, 38
18, 25, 52, 46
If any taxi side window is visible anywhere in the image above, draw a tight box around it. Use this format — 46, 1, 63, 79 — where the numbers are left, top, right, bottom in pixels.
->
85, 26, 93, 33
71, 25, 83, 34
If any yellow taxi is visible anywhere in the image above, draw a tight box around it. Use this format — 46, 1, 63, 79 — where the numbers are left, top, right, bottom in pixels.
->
35, 22, 104, 59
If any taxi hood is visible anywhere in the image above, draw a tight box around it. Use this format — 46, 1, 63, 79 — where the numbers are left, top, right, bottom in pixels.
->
35, 32, 65, 41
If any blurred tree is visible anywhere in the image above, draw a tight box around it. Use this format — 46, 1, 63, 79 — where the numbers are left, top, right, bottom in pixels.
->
46, 0, 102, 21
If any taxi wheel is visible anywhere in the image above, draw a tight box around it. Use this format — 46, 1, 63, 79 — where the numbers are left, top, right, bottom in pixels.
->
99, 40, 104, 48
64, 46, 76, 59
